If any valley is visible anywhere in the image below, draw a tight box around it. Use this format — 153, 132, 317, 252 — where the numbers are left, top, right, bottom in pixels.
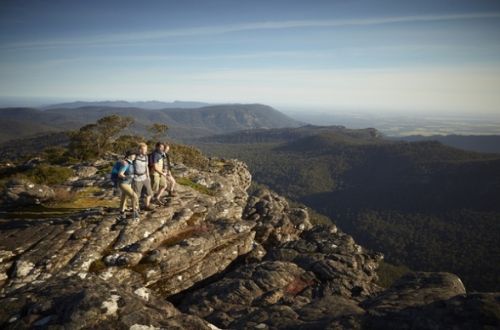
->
194, 125, 500, 292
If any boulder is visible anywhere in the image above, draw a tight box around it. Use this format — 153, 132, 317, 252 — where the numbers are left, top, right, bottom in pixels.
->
74, 165, 98, 178
243, 188, 312, 246
0, 274, 212, 329
0, 178, 55, 206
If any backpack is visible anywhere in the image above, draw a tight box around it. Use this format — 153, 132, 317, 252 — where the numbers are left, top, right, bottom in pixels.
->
133, 155, 148, 176
111, 160, 128, 187
148, 152, 156, 172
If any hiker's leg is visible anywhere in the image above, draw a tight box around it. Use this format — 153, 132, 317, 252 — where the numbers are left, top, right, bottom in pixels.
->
159, 175, 168, 198
144, 179, 153, 207
154, 173, 167, 200
151, 173, 159, 193
133, 180, 144, 209
123, 183, 138, 212
120, 183, 135, 212
119, 185, 127, 212
131, 190, 139, 212
167, 173, 176, 194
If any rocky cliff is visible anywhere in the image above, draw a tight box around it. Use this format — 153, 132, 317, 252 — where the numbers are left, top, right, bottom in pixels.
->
0, 158, 498, 329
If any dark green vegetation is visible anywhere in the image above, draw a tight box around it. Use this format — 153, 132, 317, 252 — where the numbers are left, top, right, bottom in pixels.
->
69, 115, 135, 160
375, 260, 412, 288
18, 164, 74, 186
0, 132, 70, 161
197, 125, 500, 292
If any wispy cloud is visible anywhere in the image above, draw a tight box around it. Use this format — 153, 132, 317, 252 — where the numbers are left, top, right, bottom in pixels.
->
2, 12, 500, 50
34, 50, 337, 66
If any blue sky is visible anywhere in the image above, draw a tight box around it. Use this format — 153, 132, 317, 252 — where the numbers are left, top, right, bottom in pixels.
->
1, 0, 500, 114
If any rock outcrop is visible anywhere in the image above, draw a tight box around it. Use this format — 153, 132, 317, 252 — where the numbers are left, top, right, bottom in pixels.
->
0, 178, 55, 206
0, 158, 499, 329
0, 274, 213, 329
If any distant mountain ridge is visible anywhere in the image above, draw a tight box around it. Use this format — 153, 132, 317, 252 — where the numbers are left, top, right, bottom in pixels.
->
42, 100, 213, 110
0, 103, 302, 143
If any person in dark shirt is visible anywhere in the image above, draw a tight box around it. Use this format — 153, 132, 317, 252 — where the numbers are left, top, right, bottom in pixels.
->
164, 144, 177, 197
151, 142, 177, 204
151, 142, 168, 204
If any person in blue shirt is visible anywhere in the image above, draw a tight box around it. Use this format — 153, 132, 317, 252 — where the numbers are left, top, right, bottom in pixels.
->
118, 150, 139, 221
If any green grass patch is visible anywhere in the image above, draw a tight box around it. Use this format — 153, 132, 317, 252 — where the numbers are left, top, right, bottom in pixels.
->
1, 187, 117, 220
177, 177, 215, 196
48, 186, 117, 209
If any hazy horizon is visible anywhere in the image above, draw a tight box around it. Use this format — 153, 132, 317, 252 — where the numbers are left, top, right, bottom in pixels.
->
1, 0, 500, 116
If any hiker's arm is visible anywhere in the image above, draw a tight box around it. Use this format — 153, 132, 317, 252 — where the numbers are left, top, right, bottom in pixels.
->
152, 153, 166, 175
118, 167, 127, 179
117, 161, 129, 179
154, 161, 164, 175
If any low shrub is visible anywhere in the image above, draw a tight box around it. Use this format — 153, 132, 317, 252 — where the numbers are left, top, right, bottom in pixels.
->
170, 143, 209, 170
43, 147, 79, 165
25, 165, 74, 185
113, 135, 146, 155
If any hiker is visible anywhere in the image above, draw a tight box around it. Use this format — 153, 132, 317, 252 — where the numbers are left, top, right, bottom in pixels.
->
133, 142, 154, 211
150, 142, 167, 204
164, 144, 177, 197
113, 150, 139, 221
151, 142, 177, 205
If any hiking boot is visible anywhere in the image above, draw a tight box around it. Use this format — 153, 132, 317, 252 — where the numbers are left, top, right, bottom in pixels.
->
169, 190, 178, 197
117, 211, 127, 222
153, 198, 165, 206
144, 204, 155, 211
132, 211, 140, 221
